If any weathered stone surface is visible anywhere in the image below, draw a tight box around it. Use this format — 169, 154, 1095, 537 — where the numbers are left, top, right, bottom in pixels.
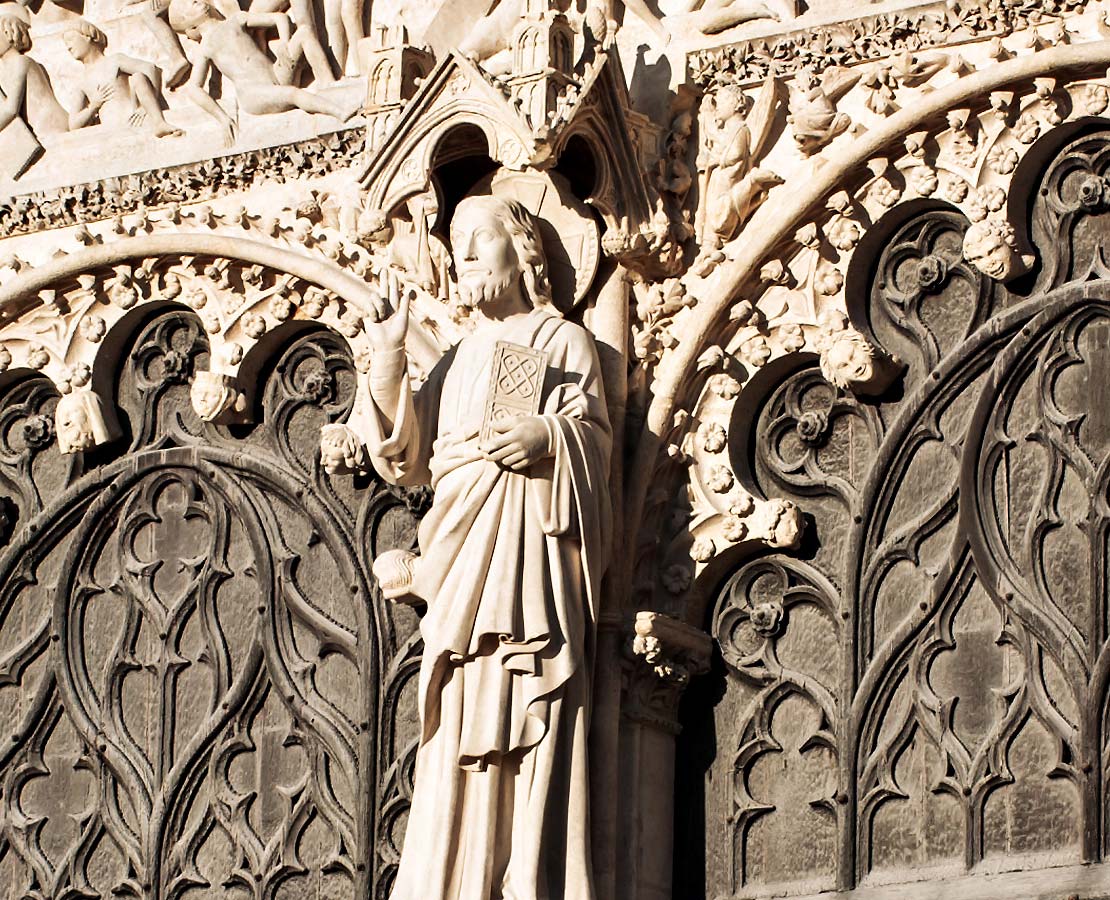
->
0, 0, 1108, 897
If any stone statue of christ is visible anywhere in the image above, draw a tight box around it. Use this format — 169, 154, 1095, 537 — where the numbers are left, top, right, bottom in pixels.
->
363, 194, 611, 900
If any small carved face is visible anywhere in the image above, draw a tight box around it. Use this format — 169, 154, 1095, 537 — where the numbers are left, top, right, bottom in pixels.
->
190, 371, 234, 421
713, 85, 744, 125
963, 223, 1016, 280
824, 332, 874, 386
451, 203, 521, 308
169, 0, 213, 35
768, 500, 802, 549
56, 400, 92, 453
63, 29, 93, 61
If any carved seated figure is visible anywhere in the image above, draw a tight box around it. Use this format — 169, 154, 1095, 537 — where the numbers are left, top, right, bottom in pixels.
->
168, 0, 359, 146
63, 20, 182, 137
0, 11, 68, 138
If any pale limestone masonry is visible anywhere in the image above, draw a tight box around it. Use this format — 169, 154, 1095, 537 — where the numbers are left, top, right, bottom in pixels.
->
0, 0, 1108, 898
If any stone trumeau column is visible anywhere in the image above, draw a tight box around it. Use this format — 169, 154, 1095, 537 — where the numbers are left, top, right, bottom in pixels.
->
620, 612, 713, 900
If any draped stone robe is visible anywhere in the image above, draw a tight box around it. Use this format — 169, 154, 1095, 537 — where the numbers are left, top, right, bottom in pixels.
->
365, 307, 612, 900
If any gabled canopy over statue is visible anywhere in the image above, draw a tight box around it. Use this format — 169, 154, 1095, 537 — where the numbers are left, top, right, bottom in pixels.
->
364, 194, 612, 900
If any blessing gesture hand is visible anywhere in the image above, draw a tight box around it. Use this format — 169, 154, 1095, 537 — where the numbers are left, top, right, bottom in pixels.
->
364, 271, 410, 353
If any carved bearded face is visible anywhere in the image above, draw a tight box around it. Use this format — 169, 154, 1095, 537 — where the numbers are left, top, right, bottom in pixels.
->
451, 201, 521, 311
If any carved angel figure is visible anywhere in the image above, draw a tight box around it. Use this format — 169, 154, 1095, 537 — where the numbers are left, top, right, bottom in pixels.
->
358, 192, 452, 298
697, 78, 782, 251
363, 195, 611, 900
63, 19, 182, 137
787, 66, 859, 156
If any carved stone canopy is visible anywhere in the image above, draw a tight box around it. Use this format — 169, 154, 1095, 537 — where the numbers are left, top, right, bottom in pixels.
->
357, 44, 657, 247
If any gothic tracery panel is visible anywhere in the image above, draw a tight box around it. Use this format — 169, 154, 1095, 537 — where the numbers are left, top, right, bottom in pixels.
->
678, 125, 1110, 898
0, 305, 422, 900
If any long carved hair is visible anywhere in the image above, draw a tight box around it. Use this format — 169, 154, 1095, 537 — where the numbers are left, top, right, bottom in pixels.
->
454, 195, 556, 313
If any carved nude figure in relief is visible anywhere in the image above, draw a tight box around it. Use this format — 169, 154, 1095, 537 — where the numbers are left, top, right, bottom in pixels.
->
246, 0, 336, 84
0, 11, 69, 138
320, 0, 365, 75
169, 0, 358, 145
363, 195, 611, 900
121, 0, 195, 89
63, 19, 182, 136
460, 0, 786, 67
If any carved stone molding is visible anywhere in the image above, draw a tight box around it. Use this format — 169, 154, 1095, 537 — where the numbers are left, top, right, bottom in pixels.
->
0, 129, 363, 238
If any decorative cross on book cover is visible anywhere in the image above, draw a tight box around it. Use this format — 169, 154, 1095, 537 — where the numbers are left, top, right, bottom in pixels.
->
480, 341, 548, 449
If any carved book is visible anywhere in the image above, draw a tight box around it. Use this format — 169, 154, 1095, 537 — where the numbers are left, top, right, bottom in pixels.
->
480, 341, 548, 448
0, 117, 43, 181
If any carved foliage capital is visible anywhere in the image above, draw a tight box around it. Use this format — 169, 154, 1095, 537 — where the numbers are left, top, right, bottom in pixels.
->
624, 611, 713, 734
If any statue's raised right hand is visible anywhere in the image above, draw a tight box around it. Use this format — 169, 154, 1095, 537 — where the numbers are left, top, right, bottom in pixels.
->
364, 270, 410, 354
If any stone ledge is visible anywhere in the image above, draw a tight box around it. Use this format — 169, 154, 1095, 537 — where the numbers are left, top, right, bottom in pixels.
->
758, 861, 1110, 900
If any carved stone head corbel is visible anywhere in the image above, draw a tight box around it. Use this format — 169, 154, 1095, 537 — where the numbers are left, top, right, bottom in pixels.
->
189, 370, 246, 422
962, 219, 1035, 281
54, 389, 119, 454
814, 310, 902, 396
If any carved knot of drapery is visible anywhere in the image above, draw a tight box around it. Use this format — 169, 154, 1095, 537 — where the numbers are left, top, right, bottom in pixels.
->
623, 611, 713, 735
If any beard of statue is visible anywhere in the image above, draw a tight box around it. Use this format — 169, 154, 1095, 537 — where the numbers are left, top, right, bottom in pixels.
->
455, 266, 517, 313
